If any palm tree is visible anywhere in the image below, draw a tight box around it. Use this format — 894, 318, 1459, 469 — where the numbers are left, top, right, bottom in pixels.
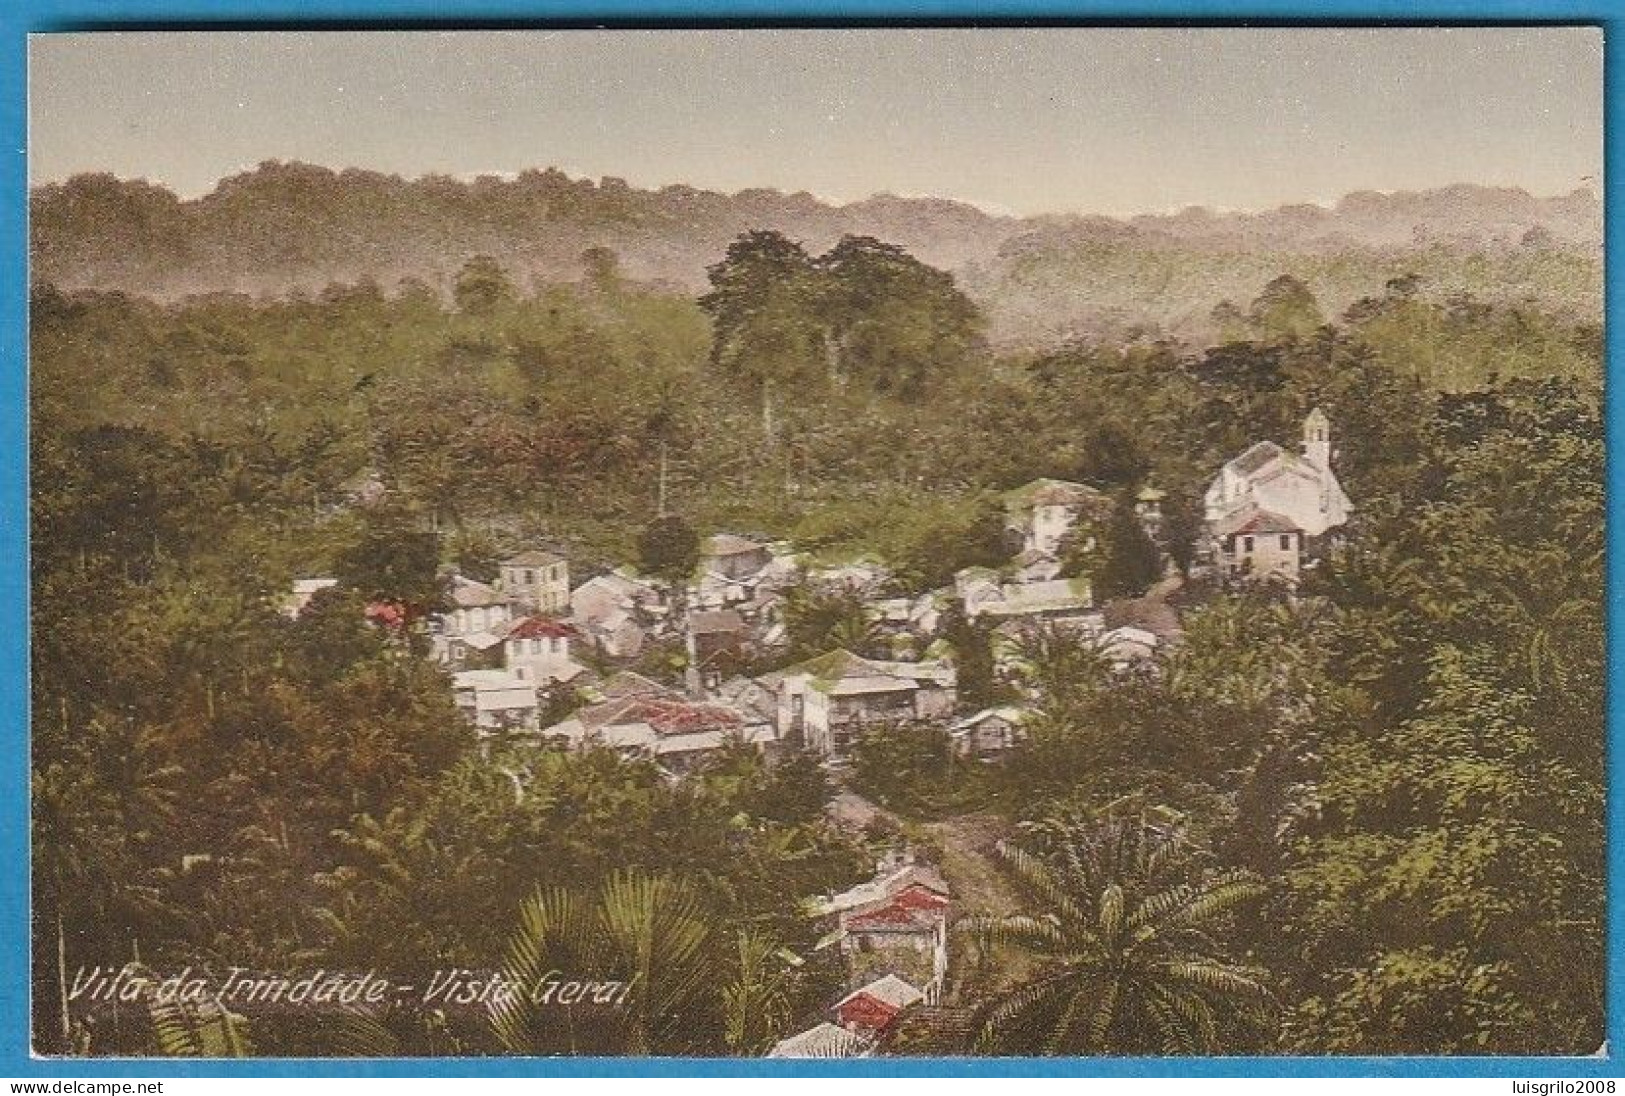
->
490, 871, 720, 1056
963, 817, 1272, 1055
721, 928, 795, 1056
490, 870, 803, 1057
1008, 620, 1113, 710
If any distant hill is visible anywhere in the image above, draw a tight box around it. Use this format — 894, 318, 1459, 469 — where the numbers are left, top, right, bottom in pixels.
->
30, 162, 1601, 348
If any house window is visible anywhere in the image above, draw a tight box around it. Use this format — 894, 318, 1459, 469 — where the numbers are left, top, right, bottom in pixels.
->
524, 569, 535, 585
1242, 536, 1254, 553
1280, 534, 1292, 551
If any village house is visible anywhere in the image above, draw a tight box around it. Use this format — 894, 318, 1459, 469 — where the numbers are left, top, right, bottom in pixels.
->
1098, 625, 1162, 670
1004, 477, 1110, 556
953, 566, 1004, 617
1203, 407, 1353, 582
503, 616, 586, 684
685, 609, 750, 689
591, 669, 674, 702
1097, 594, 1182, 671
540, 681, 776, 774
765, 1022, 872, 1059
1211, 507, 1308, 584
815, 857, 952, 1001
863, 594, 945, 660
832, 974, 926, 1036
433, 575, 517, 667
570, 570, 665, 659
805, 557, 893, 599
451, 669, 540, 735
498, 550, 570, 614
714, 674, 779, 723
948, 706, 1029, 760
957, 568, 1098, 630
702, 534, 773, 582
1010, 547, 1063, 584
767, 649, 957, 757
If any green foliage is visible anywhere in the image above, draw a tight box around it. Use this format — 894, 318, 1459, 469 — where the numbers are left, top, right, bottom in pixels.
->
489, 868, 828, 1057
701, 229, 985, 409
939, 600, 1007, 714
146, 980, 255, 1057
848, 722, 993, 818
1090, 493, 1161, 600
636, 513, 701, 589
333, 505, 444, 612
453, 255, 517, 315
780, 582, 882, 662
964, 818, 1272, 1055
491, 871, 723, 1055
1248, 274, 1325, 341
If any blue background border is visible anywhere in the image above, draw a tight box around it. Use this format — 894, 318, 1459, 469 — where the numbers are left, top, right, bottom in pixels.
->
0, 0, 1616, 1078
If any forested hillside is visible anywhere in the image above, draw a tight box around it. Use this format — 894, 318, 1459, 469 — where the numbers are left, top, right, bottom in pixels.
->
31, 164, 1601, 349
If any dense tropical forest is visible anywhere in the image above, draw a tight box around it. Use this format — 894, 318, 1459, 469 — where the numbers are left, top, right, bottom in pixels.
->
31, 168, 1604, 1056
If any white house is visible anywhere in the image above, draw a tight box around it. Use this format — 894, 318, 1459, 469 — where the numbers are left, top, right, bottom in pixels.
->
1004, 478, 1109, 556
441, 575, 514, 637
452, 669, 540, 734
1211, 506, 1307, 584
499, 550, 570, 614
701, 534, 773, 581
766, 1022, 872, 1059
503, 616, 586, 684
434, 575, 518, 666
968, 577, 1097, 626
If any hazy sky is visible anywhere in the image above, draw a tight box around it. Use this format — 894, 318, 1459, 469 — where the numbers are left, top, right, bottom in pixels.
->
28, 28, 1602, 217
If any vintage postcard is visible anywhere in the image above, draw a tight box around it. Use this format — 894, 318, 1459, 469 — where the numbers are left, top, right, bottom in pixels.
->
26, 27, 1604, 1060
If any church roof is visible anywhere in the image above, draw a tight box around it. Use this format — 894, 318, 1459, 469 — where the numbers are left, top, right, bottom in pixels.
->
1227, 441, 1288, 477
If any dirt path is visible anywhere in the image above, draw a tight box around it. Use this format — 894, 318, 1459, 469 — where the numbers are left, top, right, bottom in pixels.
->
916, 813, 1023, 919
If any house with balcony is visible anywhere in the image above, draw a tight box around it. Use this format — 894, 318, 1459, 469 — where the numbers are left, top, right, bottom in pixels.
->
767, 649, 956, 756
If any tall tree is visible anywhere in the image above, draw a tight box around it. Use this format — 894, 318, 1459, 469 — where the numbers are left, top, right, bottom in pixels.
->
815, 234, 986, 396
1092, 492, 1161, 601
698, 231, 824, 441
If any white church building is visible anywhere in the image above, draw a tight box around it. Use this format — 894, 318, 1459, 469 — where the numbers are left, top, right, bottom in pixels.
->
1203, 408, 1353, 584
